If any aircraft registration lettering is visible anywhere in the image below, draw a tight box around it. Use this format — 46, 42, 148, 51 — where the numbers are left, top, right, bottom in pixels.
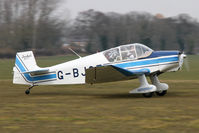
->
73, 68, 79, 78
57, 69, 81, 79
81, 67, 86, 76
81, 65, 102, 77
65, 73, 71, 75
57, 71, 64, 80
73, 67, 87, 77
57, 65, 102, 79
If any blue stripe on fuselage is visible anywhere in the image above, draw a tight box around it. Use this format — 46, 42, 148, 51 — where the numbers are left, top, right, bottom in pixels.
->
142, 51, 180, 59
114, 56, 179, 68
15, 57, 56, 82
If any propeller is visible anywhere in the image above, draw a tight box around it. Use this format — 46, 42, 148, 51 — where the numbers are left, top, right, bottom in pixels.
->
184, 55, 190, 71
179, 52, 190, 71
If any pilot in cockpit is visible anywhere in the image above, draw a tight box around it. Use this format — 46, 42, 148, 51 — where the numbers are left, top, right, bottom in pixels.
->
127, 46, 136, 60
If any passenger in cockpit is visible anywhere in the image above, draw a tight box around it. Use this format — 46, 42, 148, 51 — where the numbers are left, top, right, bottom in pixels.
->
127, 46, 136, 60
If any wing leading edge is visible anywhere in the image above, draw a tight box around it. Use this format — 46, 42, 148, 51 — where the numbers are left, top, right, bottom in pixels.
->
85, 65, 150, 84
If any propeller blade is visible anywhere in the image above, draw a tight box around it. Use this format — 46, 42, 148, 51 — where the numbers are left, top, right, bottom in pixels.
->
178, 52, 187, 70
184, 56, 190, 71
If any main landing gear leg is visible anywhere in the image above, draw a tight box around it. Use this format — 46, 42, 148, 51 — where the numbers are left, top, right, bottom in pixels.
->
129, 74, 157, 98
150, 75, 169, 96
25, 85, 35, 95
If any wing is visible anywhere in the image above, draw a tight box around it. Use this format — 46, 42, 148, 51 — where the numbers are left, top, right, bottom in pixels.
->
112, 66, 150, 76
85, 65, 150, 84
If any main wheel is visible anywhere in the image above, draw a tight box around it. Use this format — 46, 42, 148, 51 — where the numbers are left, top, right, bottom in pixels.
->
25, 89, 30, 95
143, 92, 154, 98
156, 90, 167, 96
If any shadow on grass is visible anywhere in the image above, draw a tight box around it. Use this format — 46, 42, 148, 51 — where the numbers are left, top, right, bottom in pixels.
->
31, 90, 187, 99
32, 91, 141, 98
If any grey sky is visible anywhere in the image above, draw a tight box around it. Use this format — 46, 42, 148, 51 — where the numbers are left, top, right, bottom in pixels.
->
64, 0, 199, 20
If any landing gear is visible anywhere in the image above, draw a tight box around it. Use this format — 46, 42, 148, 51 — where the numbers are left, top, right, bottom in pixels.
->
25, 85, 35, 95
150, 75, 169, 97
130, 74, 169, 98
25, 89, 30, 95
156, 90, 167, 96
129, 74, 157, 98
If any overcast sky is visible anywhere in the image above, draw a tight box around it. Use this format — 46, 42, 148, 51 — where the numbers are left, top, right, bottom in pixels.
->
63, 0, 199, 20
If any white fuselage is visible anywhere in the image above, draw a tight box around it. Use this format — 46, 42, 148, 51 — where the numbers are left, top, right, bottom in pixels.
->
35, 52, 179, 85
43, 52, 108, 85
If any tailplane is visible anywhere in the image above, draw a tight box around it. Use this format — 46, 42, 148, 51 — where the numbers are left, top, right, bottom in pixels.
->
13, 51, 56, 85
13, 51, 39, 85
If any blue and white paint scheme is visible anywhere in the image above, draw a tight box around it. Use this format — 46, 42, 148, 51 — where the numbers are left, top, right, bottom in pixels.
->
13, 43, 186, 97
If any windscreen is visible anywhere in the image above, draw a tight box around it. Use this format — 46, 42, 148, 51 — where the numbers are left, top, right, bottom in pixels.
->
104, 48, 121, 62
135, 44, 153, 58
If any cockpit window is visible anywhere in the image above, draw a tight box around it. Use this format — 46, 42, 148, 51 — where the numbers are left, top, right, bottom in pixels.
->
135, 44, 152, 58
103, 43, 153, 63
136, 45, 144, 58
120, 45, 136, 60
104, 48, 121, 62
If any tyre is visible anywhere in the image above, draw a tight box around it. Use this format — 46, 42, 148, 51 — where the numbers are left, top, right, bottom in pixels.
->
25, 90, 30, 95
156, 90, 167, 96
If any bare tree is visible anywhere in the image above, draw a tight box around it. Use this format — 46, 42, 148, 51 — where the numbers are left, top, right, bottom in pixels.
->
0, 0, 68, 57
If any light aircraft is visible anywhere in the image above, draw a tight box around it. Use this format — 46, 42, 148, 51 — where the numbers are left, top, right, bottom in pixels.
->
13, 43, 186, 97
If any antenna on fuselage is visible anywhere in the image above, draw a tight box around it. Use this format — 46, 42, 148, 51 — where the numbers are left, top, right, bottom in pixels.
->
68, 48, 82, 58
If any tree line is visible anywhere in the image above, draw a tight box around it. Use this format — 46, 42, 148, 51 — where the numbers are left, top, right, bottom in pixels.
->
0, 0, 66, 57
70, 10, 199, 54
0, 1, 199, 58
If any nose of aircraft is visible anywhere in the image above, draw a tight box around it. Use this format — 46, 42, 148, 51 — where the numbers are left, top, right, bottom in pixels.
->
182, 53, 187, 58
179, 52, 187, 69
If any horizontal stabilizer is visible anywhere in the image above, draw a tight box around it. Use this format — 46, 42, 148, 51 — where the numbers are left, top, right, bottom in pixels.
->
13, 51, 57, 84
21, 68, 49, 75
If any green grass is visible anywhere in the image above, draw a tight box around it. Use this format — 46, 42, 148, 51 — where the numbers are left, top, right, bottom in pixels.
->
0, 55, 199, 133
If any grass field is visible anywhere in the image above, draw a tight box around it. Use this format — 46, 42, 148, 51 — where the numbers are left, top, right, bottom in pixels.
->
0, 55, 199, 133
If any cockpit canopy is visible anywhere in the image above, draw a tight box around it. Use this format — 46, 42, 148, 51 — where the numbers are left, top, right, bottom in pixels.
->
103, 43, 153, 63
